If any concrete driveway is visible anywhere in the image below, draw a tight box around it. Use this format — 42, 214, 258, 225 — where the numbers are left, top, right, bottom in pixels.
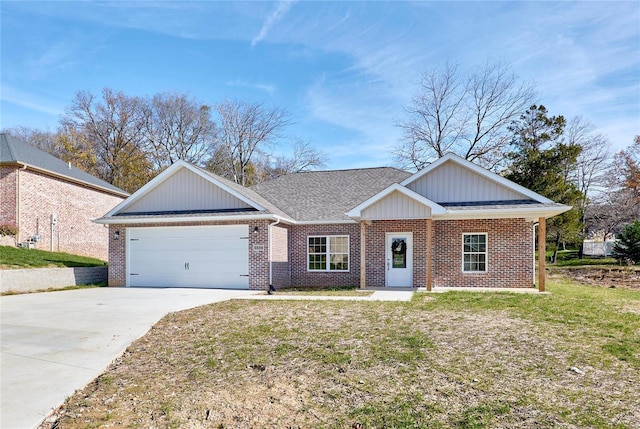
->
0, 287, 257, 429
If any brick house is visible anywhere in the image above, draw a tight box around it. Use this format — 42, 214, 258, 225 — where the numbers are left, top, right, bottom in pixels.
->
0, 133, 128, 260
97, 153, 570, 291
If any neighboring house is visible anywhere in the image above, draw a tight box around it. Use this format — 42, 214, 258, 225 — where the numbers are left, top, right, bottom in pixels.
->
0, 133, 128, 260
97, 153, 570, 291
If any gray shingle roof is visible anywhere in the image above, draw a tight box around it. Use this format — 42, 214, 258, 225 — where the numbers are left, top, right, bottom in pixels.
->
252, 167, 411, 222
194, 165, 294, 220
0, 133, 128, 196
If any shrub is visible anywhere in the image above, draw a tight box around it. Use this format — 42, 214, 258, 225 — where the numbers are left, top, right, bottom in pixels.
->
612, 220, 640, 264
0, 224, 18, 237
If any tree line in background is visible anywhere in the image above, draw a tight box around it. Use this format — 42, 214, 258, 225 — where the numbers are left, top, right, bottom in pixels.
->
394, 62, 639, 260
5, 89, 326, 193
4, 61, 639, 258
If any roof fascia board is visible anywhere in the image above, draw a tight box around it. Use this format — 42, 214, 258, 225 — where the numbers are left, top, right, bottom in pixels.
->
346, 183, 447, 218
400, 153, 554, 204
434, 204, 572, 221
4, 161, 129, 198
94, 213, 294, 225
295, 220, 358, 225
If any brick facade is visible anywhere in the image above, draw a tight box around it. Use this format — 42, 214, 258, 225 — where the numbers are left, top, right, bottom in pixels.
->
285, 218, 534, 289
108, 219, 272, 290
363, 219, 429, 288
271, 224, 291, 288
0, 166, 123, 261
290, 223, 361, 288
433, 218, 534, 288
108, 217, 535, 290
0, 166, 17, 226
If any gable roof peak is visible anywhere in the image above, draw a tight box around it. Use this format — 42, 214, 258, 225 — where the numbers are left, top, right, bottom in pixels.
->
401, 153, 554, 204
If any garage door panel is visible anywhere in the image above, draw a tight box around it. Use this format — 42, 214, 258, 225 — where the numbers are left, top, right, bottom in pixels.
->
128, 225, 250, 289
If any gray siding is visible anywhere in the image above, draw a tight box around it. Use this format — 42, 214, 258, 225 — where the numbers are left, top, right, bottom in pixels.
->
121, 168, 252, 213
361, 190, 432, 220
407, 160, 527, 203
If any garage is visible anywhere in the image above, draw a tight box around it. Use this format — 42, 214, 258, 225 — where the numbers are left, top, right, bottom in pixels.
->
127, 225, 249, 289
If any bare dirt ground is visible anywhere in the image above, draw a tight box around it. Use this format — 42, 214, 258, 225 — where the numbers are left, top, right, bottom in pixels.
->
42, 280, 639, 429
550, 266, 640, 289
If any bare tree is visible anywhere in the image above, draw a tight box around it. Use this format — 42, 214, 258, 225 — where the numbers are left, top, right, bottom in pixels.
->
61, 88, 152, 193
142, 93, 217, 170
266, 140, 327, 179
2, 126, 58, 154
211, 100, 291, 186
395, 62, 536, 170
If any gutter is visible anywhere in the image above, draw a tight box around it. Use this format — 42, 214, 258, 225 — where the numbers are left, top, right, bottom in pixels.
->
93, 213, 295, 225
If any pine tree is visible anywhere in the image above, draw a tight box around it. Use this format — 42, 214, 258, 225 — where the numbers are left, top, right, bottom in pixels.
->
612, 221, 640, 264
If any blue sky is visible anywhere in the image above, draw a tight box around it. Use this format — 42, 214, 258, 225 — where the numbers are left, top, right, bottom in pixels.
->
1, 1, 639, 169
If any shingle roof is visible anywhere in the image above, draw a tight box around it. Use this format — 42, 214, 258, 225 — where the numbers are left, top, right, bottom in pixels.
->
0, 133, 128, 197
252, 167, 412, 222
193, 165, 295, 220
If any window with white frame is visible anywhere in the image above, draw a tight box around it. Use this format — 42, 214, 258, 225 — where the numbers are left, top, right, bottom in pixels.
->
463, 233, 487, 272
308, 235, 349, 271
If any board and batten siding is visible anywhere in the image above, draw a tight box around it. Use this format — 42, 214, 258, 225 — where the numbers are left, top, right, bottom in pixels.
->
407, 160, 528, 203
361, 190, 432, 220
121, 168, 252, 213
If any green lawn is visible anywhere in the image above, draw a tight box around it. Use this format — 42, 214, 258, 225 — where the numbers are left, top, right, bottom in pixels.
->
0, 245, 106, 269
52, 278, 640, 429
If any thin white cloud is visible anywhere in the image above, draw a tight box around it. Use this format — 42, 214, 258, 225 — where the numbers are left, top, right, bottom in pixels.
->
225, 79, 277, 95
251, 0, 295, 47
0, 86, 65, 117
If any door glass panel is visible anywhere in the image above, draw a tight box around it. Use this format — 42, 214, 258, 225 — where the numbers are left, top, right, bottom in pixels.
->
391, 238, 407, 268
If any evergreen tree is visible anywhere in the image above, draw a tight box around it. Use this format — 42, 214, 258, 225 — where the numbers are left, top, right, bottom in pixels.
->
505, 105, 584, 262
612, 221, 640, 264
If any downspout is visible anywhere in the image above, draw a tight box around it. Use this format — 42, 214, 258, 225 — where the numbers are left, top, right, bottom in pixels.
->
268, 218, 281, 292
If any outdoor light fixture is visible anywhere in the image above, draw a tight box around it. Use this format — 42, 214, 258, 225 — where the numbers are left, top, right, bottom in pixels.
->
114, 230, 120, 240
252, 226, 259, 235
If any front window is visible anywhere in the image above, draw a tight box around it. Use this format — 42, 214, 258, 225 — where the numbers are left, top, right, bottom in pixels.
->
308, 235, 349, 271
463, 233, 487, 272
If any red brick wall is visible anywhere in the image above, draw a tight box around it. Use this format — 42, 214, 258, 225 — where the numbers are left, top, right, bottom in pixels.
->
363, 220, 428, 288
7, 168, 123, 260
108, 220, 271, 290
433, 218, 534, 288
290, 223, 361, 288
0, 166, 17, 227
271, 224, 291, 288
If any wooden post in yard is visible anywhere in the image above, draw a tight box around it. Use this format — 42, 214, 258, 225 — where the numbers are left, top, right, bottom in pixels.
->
426, 218, 433, 291
360, 220, 366, 289
538, 217, 546, 292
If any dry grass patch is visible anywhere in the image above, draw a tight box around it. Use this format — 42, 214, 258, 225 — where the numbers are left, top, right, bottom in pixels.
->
47, 279, 639, 429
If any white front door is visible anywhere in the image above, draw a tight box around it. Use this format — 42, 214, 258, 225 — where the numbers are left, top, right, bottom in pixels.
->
386, 232, 413, 287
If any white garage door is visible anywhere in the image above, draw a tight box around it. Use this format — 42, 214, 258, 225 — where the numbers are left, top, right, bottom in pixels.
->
127, 225, 249, 289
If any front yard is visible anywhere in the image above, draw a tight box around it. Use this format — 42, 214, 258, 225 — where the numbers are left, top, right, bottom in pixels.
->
48, 278, 639, 428
0, 245, 106, 269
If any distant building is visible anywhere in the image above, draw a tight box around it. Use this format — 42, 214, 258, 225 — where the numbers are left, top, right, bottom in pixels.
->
0, 133, 128, 260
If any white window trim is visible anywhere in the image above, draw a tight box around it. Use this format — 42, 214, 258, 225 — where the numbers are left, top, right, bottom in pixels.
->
462, 232, 488, 273
307, 235, 350, 272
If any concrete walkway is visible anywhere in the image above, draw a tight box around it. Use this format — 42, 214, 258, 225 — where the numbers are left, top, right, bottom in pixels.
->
0, 287, 257, 429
